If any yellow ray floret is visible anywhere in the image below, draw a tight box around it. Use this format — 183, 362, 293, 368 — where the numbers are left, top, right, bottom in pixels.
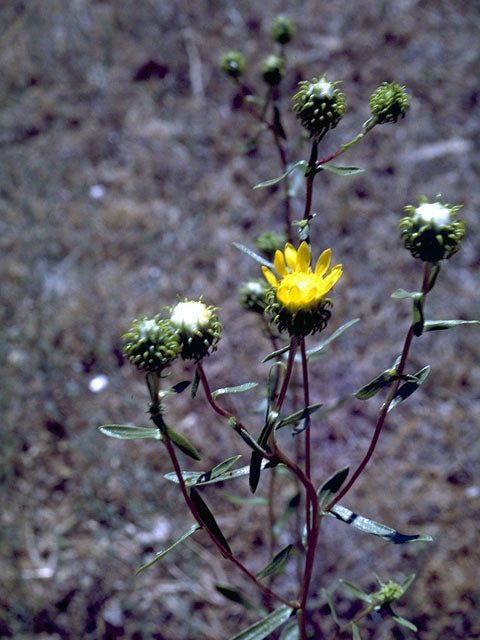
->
262, 241, 342, 313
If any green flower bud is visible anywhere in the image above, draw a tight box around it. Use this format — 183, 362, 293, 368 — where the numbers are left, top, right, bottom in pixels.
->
292, 75, 346, 141
255, 231, 286, 260
372, 580, 404, 606
369, 82, 410, 124
122, 316, 181, 373
170, 299, 222, 361
261, 54, 285, 86
399, 196, 465, 262
220, 50, 246, 79
270, 15, 295, 45
238, 279, 270, 314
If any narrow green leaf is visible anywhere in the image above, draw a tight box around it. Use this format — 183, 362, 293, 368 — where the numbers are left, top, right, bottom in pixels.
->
190, 487, 231, 554
317, 163, 364, 176
354, 368, 399, 400
391, 614, 418, 632
279, 619, 299, 640
164, 459, 270, 487
135, 524, 201, 575
276, 403, 323, 430
191, 367, 200, 398
330, 505, 433, 544
232, 242, 274, 269
412, 296, 425, 337
318, 466, 349, 508
219, 491, 268, 506
322, 588, 340, 625
98, 424, 161, 440
158, 380, 191, 400
215, 584, 266, 615
292, 397, 348, 436
391, 288, 422, 300
306, 318, 360, 360
249, 414, 277, 493
253, 160, 307, 190
212, 382, 258, 400
195, 455, 242, 484
351, 621, 362, 640
256, 544, 294, 580
163, 423, 201, 460
262, 343, 291, 363
339, 579, 372, 603
228, 418, 268, 455
401, 573, 416, 594
273, 493, 301, 537
423, 319, 480, 332
388, 365, 430, 412
228, 605, 294, 640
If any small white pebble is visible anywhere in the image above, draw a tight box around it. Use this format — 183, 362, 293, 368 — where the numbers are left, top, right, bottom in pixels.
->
89, 184, 106, 199
465, 486, 479, 499
88, 374, 109, 392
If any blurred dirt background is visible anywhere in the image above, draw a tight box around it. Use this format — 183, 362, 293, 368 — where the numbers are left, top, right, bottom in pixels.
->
1, 1, 480, 639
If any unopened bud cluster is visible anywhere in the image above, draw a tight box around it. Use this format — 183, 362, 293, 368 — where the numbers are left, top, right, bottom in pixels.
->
270, 15, 295, 45
238, 279, 270, 314
369, 82, 410, 124
123, 300, 222, 373
220, 50, 246, 79
292, 75, 346, 141
399, 196, 465, 262
261, 54, 285, 86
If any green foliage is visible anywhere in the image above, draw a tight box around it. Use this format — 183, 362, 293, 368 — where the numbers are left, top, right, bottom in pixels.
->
135, 525, 201, 575
228, 605, 294, 640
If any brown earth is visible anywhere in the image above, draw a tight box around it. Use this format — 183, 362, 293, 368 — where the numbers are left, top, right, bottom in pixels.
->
1, 1, 480, 639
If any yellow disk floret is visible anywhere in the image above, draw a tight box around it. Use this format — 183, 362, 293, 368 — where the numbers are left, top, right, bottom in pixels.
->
261, 241, 342, 335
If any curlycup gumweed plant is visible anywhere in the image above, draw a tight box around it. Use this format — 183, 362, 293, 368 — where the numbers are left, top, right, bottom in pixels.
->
99, 15, 477, 640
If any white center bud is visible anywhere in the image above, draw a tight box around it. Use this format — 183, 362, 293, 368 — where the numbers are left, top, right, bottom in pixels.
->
413, 202, 452, 228
170, 301, 210, 333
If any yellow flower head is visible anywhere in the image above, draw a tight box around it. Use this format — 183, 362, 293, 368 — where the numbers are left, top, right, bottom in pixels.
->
262, 241, 342, 313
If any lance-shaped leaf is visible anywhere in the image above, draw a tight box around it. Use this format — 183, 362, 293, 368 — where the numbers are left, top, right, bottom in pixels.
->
427, 262, 441, 291
412, 296, 425, 336
387, 365, 430, 413
389, 610, 418, 632
279, 620, 299, 640
391, 288, 423, 300
163, 423, 201, 460
328, 504, 433, 544
275, 402, 323, 430
423, 319, 480, 332
98, 424, 161, 440
229, 418, 268, 456
256, 544, 294, 580
354, 367, 399, 400
135, 524, 201, 575
352, 622, 362, 639
322, 588, 340, 625
273, 493, 301, 537
340, 579, 373, 603
292, 397, 348, 436
215, 584, 266, 615
212, 382, 258, 400
219, 492, 268, 506
253, 160, 307, 190
164, 459, 270, 487
158, 379, 191, 400
262, 343, 291, 363
232, 242, 273, 269
306, 318, 360, 361
228, 605, 294, 640
191, 367, 200, 398
249, 414, 277, 493
316, 163, 364, 176
273, 105, 287, 140
318, 466, 349, 508
190, 487, 231, 555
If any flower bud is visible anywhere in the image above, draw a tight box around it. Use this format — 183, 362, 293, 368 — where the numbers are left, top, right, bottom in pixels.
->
220, 50, 246, 79
238, 279, 269, 314
372, 580, 404, 606
369, 82, 410, 124
170, 299, 222, 361
122, 316, 181, 373
255, 231, 286, 260
292, 75, 346, 141
399, 196, 465, 262
261, 54, 285, 86
270, 15, 295, 45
